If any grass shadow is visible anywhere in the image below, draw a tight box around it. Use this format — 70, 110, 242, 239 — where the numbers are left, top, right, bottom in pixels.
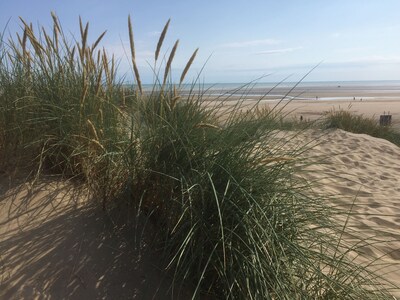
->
0, 176, 193, 299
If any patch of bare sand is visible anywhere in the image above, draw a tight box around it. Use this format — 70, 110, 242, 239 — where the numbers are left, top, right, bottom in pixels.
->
0, 176, 192, 299
290, 129, 400, 298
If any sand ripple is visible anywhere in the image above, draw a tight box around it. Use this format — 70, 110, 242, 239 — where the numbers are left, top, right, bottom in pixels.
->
297, 129, 400, 295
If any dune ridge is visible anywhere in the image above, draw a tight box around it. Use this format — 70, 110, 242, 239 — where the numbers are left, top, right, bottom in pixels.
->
298, 129, 400, 297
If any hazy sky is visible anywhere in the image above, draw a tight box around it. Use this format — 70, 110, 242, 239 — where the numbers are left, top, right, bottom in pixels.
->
2, 0, 400, 83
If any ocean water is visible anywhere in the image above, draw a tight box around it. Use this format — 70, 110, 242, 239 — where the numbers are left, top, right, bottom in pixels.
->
141, 80, 400, 102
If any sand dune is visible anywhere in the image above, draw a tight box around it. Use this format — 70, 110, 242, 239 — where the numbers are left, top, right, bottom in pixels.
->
297, 129, 400, 297
1, 129, 400, 298
0, 177, 192, 299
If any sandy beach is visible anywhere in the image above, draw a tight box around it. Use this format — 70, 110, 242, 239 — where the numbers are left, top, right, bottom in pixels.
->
293, 129, 400, 297
0, 177, 193, 299
268, 98, 400, 125
203, 82, 400, 123
1, 85, 400, 298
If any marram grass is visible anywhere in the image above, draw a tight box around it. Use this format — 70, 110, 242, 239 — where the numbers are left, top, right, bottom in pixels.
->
324, 109, 400, 146
0, 13, 398, 299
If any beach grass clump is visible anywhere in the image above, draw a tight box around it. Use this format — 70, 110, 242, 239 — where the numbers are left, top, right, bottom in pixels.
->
133, 94, 395, 299
0, 14, 131, 202
324, 109, 400, 146
0, 14, 397, 299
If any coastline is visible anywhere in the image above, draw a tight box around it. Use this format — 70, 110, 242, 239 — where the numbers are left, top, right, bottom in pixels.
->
199, 83, 400, 129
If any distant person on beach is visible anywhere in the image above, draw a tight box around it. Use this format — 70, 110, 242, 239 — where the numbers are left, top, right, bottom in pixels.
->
300, 115, 303, 122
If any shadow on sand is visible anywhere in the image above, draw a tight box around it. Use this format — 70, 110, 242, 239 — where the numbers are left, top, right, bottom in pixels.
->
0, 176, 191, 299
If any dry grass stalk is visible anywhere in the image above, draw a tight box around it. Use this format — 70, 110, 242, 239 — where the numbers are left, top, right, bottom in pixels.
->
102, 48, 111, 87
16, 32, 23, 49
132, 63, 142, 94
53, 24, 59, 51
85, 48, 94, 72
128, 15, 136, 61
169, 95, 180, 110
51, 12, 61, 33
95, 67, 103, 96
42, 28, 53, 51
90, 138, 105, 151
80, 80, 89, 121
155, 18, 170, 61
42, 29, 55, 71
163, 39, 179, 86
86, 48, 93, 70
169, 85, 180, 109
79, 17, 89, 61
10, 38, 23, 62
194, 123, 221, 130
87, 119, 100, 141
18, 17, 30, 32
67, 46, 76, 71
92, 30, 107, 52
22, 28, 28, 54
50, 13, 60, 51
20, 30, 31, 74
180, 48, 198, 85
110, 54, 115, 82
96, 49, 102, 66
19, 20, 45, 56
128, 15, 143, 94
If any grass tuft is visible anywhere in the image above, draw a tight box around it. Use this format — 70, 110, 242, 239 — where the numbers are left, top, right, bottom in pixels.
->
324, 109, 400, 146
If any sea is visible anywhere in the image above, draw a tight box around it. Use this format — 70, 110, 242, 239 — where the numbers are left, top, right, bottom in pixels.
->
141, 80, 400, 102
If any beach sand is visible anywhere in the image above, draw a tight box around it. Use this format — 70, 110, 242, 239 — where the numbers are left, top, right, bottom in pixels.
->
272, 99, 400, 126
1, 94, 400, 298
295, 129, 400, 297
0, 176, 192, 299
215, 98, 400, 129
204, 82, 400, 128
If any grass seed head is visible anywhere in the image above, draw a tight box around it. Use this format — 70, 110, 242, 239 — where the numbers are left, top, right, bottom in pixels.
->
155, 18, 170, 62
180, 48, 198, 85
163, 39, 179, 86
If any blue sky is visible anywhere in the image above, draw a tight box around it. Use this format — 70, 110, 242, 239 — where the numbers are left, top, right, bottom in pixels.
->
2, 0, 400, 83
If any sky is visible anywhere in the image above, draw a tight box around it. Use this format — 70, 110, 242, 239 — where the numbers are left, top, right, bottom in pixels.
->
1, 0, 400, 83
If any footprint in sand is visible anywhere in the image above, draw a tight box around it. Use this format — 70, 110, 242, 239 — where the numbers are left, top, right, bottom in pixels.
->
369, 202, 382, 209
364, 153, 373, 159
339, 156, 352, 164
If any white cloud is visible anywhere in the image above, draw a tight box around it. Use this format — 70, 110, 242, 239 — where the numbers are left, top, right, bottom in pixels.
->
335, 47, 371, 54
329, 55, 400, 66
255, 47, 303, 55
220, 39, 281, 48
